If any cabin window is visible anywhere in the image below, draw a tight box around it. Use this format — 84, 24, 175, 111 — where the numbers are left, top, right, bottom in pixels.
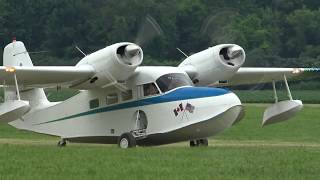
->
121, 90, 133, 101
143, 83, 160, 96
89, 99, 99, 109
219, 80, 228, 84
106, 93, 119, 105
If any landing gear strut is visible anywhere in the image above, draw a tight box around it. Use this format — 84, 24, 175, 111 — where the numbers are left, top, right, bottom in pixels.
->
57, 139, 67, 147
190, 139, 208, 147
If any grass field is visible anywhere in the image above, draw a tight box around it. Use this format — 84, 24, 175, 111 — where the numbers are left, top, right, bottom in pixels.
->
234, 90, 320, 104
0, 105, 319, 179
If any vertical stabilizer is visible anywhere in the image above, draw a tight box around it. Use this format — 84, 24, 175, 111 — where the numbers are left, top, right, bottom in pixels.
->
3, 40, 49, 108
3, 40, 33, 67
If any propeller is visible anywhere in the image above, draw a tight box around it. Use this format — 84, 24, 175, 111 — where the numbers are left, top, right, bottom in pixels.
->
134, 15, 164, 47
120, 15, 164, 65
200, 8, 239, 45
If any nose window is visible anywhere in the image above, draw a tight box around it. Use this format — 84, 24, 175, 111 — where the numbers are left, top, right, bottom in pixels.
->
156, 73, 193, 92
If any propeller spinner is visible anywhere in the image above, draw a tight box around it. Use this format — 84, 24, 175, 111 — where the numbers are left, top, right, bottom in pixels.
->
124, 44, 141, 58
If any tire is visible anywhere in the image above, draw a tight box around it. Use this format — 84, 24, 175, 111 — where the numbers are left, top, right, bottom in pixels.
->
57, 139, 67, 147
118, 133, 136, 149
198, 139, 209, 147
190, 139, 208, 147
190, 140, 197, 147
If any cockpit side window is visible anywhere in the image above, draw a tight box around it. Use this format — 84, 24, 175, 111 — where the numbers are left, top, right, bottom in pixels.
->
156, 73, 193, 93
143, 83, 160, 97
121, 90, 133, 101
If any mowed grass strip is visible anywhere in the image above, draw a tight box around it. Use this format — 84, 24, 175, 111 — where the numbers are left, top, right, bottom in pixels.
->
0, 105, 319, 179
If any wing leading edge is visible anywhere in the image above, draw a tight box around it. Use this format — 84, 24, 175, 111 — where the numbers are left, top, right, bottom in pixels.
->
216, 67, 320, 87
0, 65, 95, 88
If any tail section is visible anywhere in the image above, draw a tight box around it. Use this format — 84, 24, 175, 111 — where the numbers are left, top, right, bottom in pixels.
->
3, 40, 33, 67
3, 40, 49, 109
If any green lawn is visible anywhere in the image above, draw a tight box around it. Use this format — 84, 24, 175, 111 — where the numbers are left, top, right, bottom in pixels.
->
234, 90, 320, 104
0, 105, 319, 179
215, 104, 320, 143
0, 144, 319, 180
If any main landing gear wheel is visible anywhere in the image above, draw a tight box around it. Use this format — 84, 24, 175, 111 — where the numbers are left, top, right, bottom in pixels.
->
190, 139, 209, 147
118, 133, 136, 149
57, 139, 67, 147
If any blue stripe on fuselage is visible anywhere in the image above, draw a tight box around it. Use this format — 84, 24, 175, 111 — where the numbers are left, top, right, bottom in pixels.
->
35, 87, 230, 125
143, 86, 230, 105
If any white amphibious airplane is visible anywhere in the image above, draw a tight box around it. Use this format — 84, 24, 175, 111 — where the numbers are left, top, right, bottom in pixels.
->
0, 39, 318, 148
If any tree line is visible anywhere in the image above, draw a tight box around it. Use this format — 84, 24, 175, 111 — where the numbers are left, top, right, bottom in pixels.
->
0, 0, 319, 68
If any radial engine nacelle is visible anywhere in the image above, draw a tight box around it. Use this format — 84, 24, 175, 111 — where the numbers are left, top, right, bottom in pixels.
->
76, 42, 143, 88
179, 44, 245, 86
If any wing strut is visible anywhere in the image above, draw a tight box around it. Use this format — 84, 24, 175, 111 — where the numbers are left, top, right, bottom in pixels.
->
5, 67, 21, 100
283, 74, 293, 100
272, 80, 278, 103
13, 72, 20, 100
272, 74, 292, 103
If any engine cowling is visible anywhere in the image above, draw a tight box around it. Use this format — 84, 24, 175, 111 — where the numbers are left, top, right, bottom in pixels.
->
76, 42, 143, 88
179, 44, 245, 86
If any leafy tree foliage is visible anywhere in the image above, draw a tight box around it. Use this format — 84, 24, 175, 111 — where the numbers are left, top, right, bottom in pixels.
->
0, 0, 319, 68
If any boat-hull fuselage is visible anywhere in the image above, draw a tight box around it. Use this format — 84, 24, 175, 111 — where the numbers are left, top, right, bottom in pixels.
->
10, 87, 243, 146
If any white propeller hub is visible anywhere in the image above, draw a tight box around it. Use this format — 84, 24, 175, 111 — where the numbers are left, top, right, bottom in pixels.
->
125, 44, 140, 58
227, 45, 243, 59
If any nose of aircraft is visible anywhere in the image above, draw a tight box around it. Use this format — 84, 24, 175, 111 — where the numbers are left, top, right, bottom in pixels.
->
205, 88, 244, 135
169, 86, 243, 123
140, 87, 244, 145
184, 87, 244, 138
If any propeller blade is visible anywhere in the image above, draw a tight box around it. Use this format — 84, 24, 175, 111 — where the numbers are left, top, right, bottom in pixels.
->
135, 15, 163, 46
200, 9, 239, 44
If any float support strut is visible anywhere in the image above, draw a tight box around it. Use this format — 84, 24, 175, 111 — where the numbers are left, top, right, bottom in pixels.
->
283, 74, 293, 100
272, 80, 278, 103
13, 73, 20, 100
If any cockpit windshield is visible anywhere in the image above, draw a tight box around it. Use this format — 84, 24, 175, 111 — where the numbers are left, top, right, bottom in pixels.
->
156, 73, 193, 93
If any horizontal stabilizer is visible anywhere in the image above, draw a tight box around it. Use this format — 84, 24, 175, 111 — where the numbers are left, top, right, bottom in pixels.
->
262, 100, 303, 126
0, 100, 30, 123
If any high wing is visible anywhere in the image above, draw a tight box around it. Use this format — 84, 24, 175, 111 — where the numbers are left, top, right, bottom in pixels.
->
0, 65, 95, 88
216, 67, 320, 87
1, 41, 143, 90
